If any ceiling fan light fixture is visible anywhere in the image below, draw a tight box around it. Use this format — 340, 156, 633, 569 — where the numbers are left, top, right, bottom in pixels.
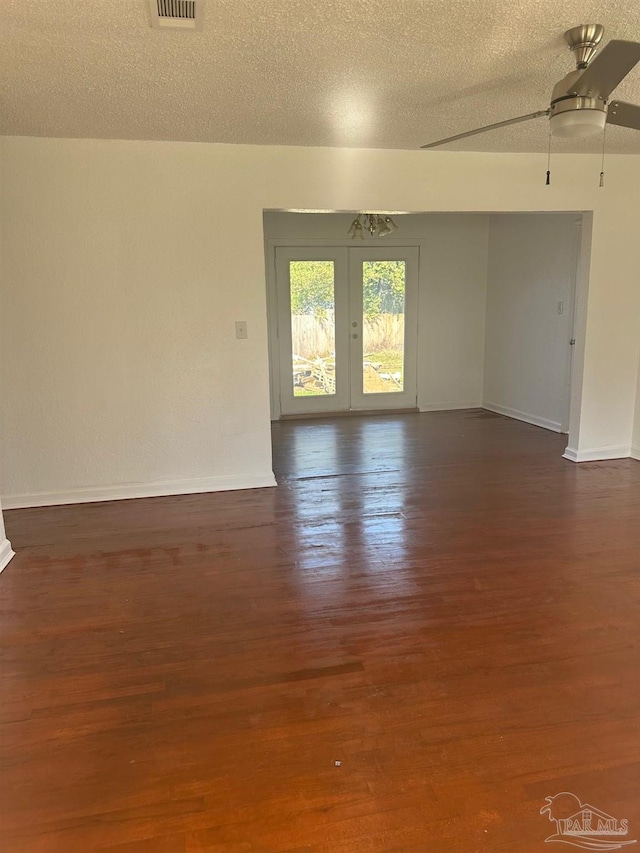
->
549, 109, 607, 138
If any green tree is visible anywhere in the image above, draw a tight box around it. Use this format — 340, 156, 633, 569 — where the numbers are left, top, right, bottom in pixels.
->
363, 261, 405, 318
290, 261, 334, 317
289, 259, 405, 318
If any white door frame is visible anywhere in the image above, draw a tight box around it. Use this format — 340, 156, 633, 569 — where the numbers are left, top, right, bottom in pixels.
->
560, 217, 582, 434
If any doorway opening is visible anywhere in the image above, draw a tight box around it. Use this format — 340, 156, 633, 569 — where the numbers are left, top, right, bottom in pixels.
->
264, 211, 588, 458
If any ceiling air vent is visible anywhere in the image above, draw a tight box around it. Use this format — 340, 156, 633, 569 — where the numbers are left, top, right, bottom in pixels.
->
149, 0, 203, 30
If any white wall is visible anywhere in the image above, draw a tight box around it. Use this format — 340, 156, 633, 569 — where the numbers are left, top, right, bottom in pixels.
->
0, 144, 15, 566
263, 212, 489, 417
1, 137, 278, 506
483, 214, 580, 433
418, 216, 489, 412
632, 366, 640, 461
2, 138, 640, 508
0, 500, 14, 572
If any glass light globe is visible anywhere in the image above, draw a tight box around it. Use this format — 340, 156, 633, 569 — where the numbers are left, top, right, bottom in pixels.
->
550, 109, 606, 138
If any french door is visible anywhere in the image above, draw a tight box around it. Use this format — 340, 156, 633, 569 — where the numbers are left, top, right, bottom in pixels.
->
275, 246, 419, 416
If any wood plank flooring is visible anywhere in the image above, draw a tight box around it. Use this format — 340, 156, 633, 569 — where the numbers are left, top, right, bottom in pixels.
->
2, 410, 640, 852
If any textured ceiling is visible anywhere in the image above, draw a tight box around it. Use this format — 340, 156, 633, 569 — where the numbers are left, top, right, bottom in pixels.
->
3, 0, 640, 152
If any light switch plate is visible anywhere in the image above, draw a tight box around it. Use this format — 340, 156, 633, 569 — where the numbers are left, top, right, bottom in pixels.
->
235, 321, 248, 339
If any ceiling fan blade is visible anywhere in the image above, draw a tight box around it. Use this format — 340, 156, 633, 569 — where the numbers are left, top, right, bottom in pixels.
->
571, 40, 640, 99
420, 110, 549, 149
607, 100, 640, 130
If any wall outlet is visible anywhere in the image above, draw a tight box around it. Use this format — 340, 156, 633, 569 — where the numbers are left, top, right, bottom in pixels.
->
235, 321, 248, 339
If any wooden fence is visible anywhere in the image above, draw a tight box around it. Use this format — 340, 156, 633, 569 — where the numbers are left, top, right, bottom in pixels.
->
291, 313, 404, 359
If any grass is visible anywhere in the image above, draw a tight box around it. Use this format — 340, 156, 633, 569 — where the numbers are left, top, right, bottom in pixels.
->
294, 388, 333, 397
364, 349, 404, 370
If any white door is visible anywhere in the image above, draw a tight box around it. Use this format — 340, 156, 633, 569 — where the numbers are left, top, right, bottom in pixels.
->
348, 247, 419, 411
275, 246, 419, 416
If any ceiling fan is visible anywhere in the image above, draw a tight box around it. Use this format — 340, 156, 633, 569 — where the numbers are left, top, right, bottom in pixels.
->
421, 25, 640, 149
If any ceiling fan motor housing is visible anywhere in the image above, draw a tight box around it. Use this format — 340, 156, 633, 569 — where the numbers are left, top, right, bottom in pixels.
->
549, 74, 607, 137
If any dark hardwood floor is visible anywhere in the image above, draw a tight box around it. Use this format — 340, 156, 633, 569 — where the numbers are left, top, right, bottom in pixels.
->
2, 410, 640, 852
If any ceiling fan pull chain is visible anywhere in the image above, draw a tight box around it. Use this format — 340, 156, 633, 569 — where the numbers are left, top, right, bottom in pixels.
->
546, 132, 552, 185
599, 123, 607, 187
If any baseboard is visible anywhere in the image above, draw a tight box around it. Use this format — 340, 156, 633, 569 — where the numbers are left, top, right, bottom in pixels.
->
0, 538, 15, 573
1, 471, 278, 510
563, 445, 631, 463
419, 401, 482, 412
562, 446, 580, 462
482, 402, 562, 433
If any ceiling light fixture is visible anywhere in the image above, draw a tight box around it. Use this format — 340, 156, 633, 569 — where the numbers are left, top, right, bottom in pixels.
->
548, 108, 607, 138
347, 213, 399, 239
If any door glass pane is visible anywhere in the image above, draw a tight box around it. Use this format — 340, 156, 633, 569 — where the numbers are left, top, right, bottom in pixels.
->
290, 261, 336, 397
362, 261, 405, 394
